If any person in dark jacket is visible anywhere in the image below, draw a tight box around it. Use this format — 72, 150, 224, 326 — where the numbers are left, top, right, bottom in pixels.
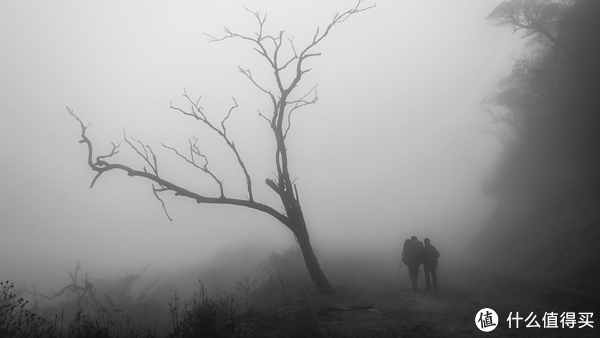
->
423, 238, 440, 291
402, 236, 424, 292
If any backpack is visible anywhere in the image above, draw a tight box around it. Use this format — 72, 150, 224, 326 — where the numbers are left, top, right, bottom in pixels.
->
402, 239, 423, 265
423, 244, 440, 266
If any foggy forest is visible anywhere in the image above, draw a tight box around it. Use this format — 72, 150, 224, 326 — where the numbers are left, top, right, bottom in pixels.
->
1, 0, 599, 337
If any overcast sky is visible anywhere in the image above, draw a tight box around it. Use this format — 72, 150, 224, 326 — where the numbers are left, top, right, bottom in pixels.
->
0, 0, 523, 289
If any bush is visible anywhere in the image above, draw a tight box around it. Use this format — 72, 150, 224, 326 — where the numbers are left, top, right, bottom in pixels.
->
0, 280, 51, 338
167, 281, 236, 338
256, 245, 313, 306
1, 280, 159, 338
1, 246, 315, 337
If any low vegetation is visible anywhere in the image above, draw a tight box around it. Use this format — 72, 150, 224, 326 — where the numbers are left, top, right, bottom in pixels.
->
0, 245, 320, 338
4, 248, 600, 337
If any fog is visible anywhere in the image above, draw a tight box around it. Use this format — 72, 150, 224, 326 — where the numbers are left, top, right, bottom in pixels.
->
0, 0, 524, 301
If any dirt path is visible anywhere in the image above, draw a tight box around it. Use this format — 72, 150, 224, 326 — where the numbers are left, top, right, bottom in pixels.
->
238, 264, 600, 337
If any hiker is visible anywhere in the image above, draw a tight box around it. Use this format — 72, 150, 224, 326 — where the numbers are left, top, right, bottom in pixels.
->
423, 238, 440, 291
402, 236, 424, 292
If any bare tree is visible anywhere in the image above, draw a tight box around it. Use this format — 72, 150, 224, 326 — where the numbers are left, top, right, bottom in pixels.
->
68, 1, 374, 294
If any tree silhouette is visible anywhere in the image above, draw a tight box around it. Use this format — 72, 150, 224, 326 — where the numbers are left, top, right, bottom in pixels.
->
68, 1, 374, 294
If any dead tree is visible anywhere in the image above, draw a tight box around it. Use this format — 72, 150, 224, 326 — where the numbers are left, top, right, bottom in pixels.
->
68, 1, 374, 295
25, 262, 112, 321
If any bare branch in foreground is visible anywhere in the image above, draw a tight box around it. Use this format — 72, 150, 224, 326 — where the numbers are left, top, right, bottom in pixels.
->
204, 2, 374, 211
171, 94, 254, 201
162, 138, 225, 198
284, 85, 319, 138
153, 185, 173, 221
124, 130, 159, 176
68, 107, 292, 229
221, 97, 238, 138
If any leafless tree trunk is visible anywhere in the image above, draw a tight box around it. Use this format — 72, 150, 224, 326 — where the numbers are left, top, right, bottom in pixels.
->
68, 1, 374, 295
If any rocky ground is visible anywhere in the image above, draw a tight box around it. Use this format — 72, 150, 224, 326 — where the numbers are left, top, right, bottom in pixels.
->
233, 264, 600, 337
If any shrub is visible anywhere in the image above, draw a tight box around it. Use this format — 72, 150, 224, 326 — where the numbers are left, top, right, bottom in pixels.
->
1, 280, 160, 338
167, 281, 236, 338
0, 280, 54, 338
256, 245, 313, 306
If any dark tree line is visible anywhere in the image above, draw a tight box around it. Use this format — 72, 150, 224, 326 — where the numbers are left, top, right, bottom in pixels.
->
484, 0, 600, 208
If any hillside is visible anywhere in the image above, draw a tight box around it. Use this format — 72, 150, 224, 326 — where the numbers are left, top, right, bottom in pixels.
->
469, 0, 600, 297
469, 195, 600, 296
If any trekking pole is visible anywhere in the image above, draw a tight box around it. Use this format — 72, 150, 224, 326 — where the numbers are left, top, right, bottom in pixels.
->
393, 259, 403, 285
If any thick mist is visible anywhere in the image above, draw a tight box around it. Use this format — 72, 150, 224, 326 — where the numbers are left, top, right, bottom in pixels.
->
0, 0, 524, 308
